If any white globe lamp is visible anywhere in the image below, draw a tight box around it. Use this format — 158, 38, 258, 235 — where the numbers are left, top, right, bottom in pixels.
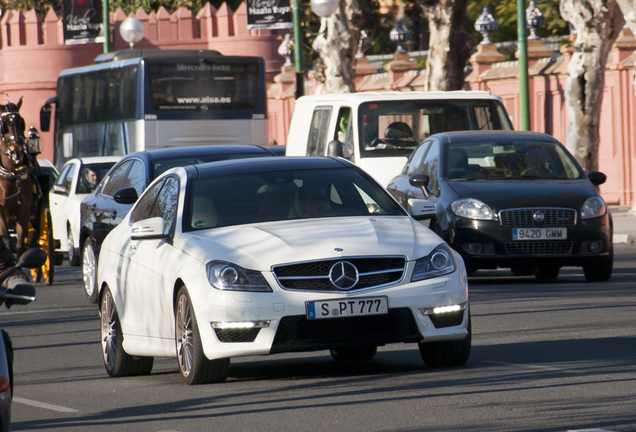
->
120, 17, 145, 49
311, 0, 339, 18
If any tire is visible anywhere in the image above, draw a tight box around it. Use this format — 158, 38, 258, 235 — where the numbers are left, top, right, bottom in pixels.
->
419, 310, 472, 368
330, 345, 377, 361
82, 238, 98, 303
583, 251, 613, 282
67, 226, 80, 267
100, 287, 154, 377
534, 265, 560, 281
175, 287, 229, 385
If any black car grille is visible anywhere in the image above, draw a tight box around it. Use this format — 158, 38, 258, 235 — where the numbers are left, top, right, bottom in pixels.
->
499, 208, 577, 226
273, 257, 406, 292
270, 308, 421, 353
505, 241, 573, 255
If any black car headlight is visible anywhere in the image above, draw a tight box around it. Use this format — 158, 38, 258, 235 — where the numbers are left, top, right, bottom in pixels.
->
206, 261, 272, 292
451, 198, 494, 220
581, 196, 606, 219
411, 244, 457, 282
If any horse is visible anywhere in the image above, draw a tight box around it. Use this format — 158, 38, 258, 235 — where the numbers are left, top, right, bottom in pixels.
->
0, 97, 37, 256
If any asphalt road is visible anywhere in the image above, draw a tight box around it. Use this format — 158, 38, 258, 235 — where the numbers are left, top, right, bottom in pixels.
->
4, 244, 636, 432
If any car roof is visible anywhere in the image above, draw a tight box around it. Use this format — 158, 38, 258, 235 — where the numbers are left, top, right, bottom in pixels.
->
191, 156, 352, 178
295, 90, 504, 104
431, 130, 561, 144
124, 145, 275, 162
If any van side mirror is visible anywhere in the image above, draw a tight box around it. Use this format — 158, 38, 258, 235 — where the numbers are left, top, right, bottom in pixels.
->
587, 171, 606, 186
327, 139, 344, 158
40, 105, 52, 132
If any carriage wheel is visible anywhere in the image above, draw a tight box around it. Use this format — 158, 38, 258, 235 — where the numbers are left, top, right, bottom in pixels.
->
29, 208, 54, 285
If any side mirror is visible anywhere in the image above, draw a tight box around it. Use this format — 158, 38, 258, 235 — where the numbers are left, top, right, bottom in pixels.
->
18, 248, 48, 269
131, 217, 169, 240
113, 187, 139, 204
327, 139, 344, 158
408, 198, 436, 220
409, 173, 430, 197
52, 184, 69, 195
587, 171, 607, 186
40, 104, 52, 133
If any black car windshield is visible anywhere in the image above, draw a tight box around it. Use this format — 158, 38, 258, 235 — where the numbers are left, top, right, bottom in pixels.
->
359, 100, 513, 158
445, 140, 584, 181
186, 168, 403, 230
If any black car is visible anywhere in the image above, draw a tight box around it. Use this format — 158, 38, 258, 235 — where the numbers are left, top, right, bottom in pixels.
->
386, 131, 613, 282
79, 145, 278, 303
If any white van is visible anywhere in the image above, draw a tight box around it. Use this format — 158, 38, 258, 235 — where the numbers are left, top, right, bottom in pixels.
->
285, 91, 513, 186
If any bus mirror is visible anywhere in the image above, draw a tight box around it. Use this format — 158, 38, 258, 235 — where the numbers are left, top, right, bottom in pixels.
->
40, 105, 52, 132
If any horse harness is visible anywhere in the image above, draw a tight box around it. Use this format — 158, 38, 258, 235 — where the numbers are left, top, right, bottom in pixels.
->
0, 107, 34, 204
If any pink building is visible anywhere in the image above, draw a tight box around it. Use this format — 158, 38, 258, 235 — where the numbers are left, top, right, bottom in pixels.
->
1, 5, 634, 206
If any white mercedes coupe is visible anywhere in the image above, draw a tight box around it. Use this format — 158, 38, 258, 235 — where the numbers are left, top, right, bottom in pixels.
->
97, 157, 470, 385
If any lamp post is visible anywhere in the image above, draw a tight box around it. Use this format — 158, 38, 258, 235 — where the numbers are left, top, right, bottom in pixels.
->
103, 0, 110, 53
120, 17, 145, 50
389, 18, 411, 55
517, 0, 530, 130
291, 0, 338, 99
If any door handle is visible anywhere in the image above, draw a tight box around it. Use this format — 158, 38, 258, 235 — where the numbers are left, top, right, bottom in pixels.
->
111, 210, 117, 219
129, 244, 137, 252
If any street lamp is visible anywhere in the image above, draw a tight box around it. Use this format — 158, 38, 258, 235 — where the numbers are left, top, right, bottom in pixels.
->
120, 17, 145, 50
389, 18, 411, 54
517, 0, 530, 130
291, 0, 338, 98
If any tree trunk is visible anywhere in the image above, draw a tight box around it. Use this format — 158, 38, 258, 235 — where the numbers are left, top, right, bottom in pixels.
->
312, 0, 366, 93
418, 0, 473, 91
560, 0, 625, 172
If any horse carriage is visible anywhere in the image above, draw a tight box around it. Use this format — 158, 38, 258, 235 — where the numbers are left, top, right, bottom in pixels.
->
0, 97, 57, 285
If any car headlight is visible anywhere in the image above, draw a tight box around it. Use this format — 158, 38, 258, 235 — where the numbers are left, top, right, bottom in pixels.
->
206, 261, 272, 292
451, 198, 494, 220
411, 244, 456, 282
581, 196, 606, 219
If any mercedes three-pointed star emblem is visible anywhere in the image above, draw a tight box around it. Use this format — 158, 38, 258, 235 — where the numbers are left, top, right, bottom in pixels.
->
329, 261, 359, 290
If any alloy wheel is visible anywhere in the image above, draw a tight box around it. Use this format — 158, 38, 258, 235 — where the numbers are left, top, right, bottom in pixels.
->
176, 294, 194, 378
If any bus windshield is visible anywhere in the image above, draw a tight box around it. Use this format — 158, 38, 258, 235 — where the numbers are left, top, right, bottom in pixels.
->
147, 59, 261, 112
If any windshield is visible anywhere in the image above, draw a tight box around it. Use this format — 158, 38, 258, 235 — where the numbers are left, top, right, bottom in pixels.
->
185, 168, 404, 230
147, 58, 261, 112
445, 140, 584, 180
359, 100, 513, 158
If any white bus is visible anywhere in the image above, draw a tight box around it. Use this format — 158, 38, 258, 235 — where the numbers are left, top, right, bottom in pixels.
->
40, 49, 267, 169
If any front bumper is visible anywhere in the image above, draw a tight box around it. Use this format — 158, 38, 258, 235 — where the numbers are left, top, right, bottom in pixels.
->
447, 212, 612, 269
193, 263, 469, 361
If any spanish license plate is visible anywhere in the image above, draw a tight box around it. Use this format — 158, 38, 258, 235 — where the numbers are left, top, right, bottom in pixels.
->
513, 227, 567, 240
306, 297, 388, 320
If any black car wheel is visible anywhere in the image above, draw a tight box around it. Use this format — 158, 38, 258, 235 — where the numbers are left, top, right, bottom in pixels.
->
175, 286, 229, 385
100, 287, 154, 377
419, 310, 472, 368
583, 251, 613, 282
330, 345, 377, 361
534, 265, 560, 281
67, 226, 80, 267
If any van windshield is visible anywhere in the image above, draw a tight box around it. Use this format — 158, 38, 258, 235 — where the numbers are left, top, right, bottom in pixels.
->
358, 100, 513, 158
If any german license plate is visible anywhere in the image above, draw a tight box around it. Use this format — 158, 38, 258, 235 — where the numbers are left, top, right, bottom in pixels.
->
513, 227, 567, 240
306, 297, 388, 320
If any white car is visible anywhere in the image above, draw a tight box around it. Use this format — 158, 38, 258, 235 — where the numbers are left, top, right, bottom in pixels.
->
97, 157, 470, 385
50, 156, 120, 265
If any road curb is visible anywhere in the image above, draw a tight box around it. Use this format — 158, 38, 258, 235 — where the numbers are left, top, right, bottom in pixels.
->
613, 233, 636, 244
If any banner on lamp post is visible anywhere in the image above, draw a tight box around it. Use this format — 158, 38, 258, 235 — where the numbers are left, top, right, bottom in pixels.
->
63, 0, 105, 45
246, 0, 293, 30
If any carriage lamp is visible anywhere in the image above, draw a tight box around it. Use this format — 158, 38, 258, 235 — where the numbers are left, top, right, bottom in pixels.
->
27, 126, 41, 155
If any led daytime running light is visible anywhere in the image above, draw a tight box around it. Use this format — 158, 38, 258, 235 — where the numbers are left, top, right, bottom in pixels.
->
211, 320, 270, 329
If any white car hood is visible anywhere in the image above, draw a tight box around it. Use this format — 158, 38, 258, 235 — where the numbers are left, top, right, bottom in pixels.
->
181, 216, 442, 271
